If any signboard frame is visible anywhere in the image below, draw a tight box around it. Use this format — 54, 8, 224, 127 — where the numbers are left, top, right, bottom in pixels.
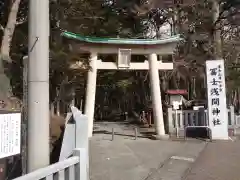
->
118, 48, 131, 69
0, 111, 21, 159
206, 60, 228, 140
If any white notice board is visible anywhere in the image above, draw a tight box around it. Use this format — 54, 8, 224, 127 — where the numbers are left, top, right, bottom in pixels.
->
206, 60, 228, 140
0, 113, 21, 159
173, 101, 180, 110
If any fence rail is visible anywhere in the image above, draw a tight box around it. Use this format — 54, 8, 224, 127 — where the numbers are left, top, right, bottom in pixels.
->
13, 149, 87, 180
167, 106, 240, 135
13, 106, 88, 180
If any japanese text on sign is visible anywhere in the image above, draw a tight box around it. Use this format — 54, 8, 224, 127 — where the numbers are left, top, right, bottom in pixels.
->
209, 65, 223, 126
0, 113, 21, 159
206, 60, 228, 140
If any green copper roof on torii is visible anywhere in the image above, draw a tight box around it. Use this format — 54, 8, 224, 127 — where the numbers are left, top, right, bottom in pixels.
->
61, 31, 182, 45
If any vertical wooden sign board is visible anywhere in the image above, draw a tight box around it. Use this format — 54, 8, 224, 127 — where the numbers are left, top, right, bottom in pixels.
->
206, 60, 228, 140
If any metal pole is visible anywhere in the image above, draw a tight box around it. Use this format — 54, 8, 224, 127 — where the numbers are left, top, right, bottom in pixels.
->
134, 127, 138, 140
28, 0, 50, 172
22, 56, 28, 175
111, 128, 114, 141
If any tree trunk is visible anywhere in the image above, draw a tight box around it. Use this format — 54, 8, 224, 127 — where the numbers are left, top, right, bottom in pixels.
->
0, 0, 22, 106
1, 0, 22, 62
212, 0, 222, 59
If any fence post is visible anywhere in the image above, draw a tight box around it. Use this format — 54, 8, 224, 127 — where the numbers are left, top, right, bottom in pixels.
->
134, 127, 138, 140
73, 148, 88, 180
204, 110, 208, 126
59, 113, 75, 161
167, 107, 174, 135
179, 110, 183, 128
71, 106, 89, 179
230, 106, 235, 126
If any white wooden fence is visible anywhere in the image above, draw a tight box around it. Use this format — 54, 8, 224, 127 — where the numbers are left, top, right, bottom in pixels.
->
13, 106, 88, 180
13, 148, 86, 180
167, 106, 240, 135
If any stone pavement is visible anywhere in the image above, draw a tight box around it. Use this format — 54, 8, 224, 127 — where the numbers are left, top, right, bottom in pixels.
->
89, 122, 207, 180
183, 141, 240, 180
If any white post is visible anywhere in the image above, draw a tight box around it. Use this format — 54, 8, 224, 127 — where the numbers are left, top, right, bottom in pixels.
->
167, 107, 174, 134
72, 107, 89, 178
230, 106, 236, 135
73, 148, 88, 180
175, 109, 179, 138
28, 0, 49, 172
230, 106, 235, 126
84, 52, 98, 137
148, 54, 167, 138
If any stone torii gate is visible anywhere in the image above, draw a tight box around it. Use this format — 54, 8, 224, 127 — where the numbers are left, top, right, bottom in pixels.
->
62, 31, 181, 138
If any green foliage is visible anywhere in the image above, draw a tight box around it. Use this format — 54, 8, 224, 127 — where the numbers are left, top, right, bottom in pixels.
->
46, 0, 150, 107
51, 0, 147, 38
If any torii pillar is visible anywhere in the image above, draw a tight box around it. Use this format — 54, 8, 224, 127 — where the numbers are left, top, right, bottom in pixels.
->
148, 53, 165, 136
84, 52, 98, 137
62, 31, 181, 138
